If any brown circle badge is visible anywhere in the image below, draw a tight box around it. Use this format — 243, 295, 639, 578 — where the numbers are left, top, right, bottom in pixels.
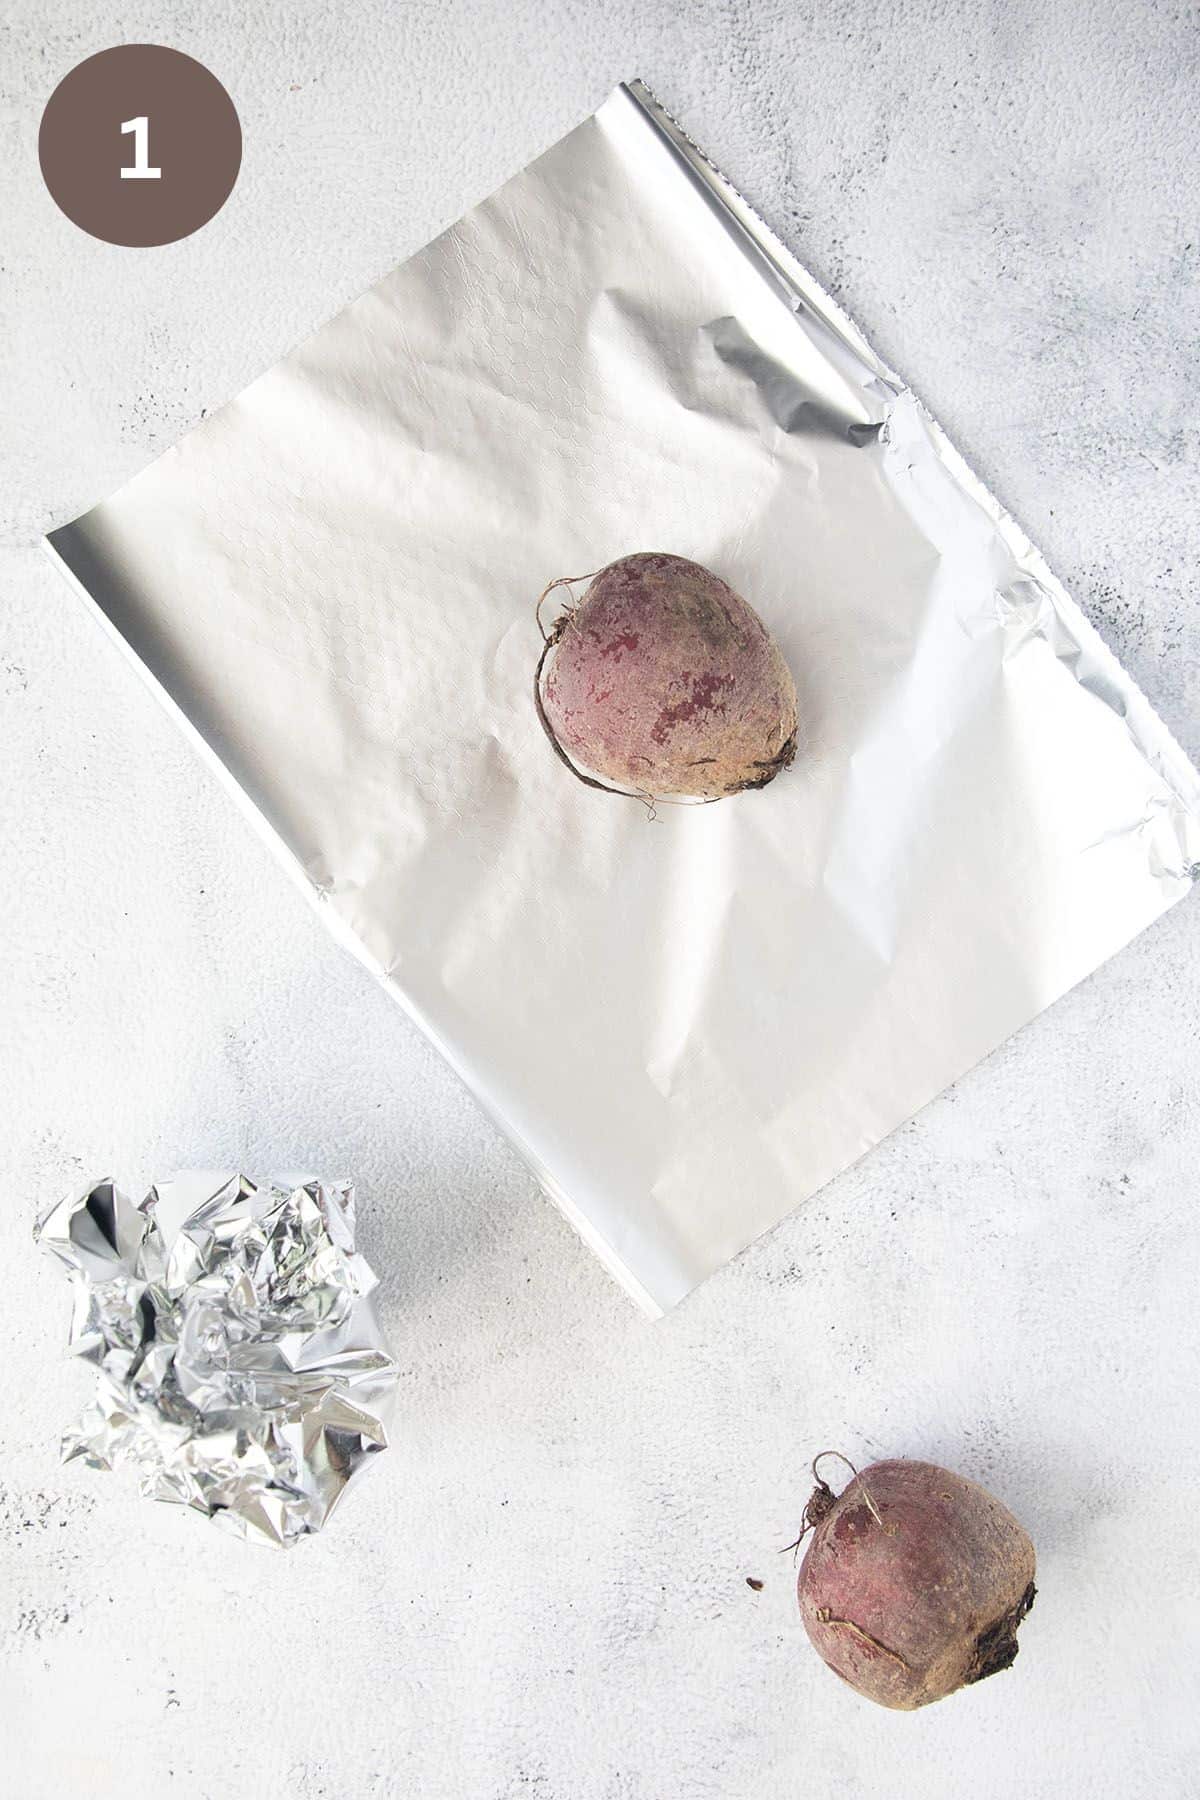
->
39, 45, 241, 247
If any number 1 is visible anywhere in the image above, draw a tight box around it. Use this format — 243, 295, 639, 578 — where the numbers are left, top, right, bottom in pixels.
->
120, 116, 161, 180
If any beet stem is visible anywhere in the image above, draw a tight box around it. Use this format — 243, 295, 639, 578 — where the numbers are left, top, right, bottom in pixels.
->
534, 567, 608, 644
812, 1450, 885, 1529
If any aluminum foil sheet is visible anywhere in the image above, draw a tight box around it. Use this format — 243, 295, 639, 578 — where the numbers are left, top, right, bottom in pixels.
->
45, 82, 1200, 1314
35, 1173, 398, 1546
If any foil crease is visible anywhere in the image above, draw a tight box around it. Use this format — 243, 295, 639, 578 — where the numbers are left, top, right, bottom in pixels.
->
44, 81, 1200, 1314
36, 1173, 398, 1546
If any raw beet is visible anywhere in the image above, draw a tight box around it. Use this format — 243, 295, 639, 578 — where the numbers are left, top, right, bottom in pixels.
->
535, 552, 798, 802
797, 1457, 1036, 1711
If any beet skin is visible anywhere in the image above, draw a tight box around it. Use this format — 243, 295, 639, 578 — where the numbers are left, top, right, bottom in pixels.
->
536, 552, 798, 801
798, 1459, 1036, 1711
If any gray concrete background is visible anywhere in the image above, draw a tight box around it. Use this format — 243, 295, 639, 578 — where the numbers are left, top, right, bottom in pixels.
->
2, 2, 1198, 1795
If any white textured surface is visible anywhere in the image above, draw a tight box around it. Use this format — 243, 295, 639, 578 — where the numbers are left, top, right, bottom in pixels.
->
1, 2, 1198, 1795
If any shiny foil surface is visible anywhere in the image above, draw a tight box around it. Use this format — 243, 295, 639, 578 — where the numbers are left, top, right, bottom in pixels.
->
46, 83, 1200, 1313
36, 1174, 398, 1545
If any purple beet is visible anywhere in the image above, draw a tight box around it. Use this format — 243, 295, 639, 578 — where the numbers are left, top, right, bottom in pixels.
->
535, 552, 798, 801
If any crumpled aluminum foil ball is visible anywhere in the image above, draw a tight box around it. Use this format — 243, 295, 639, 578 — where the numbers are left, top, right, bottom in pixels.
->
35, 1172, 399, 1547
